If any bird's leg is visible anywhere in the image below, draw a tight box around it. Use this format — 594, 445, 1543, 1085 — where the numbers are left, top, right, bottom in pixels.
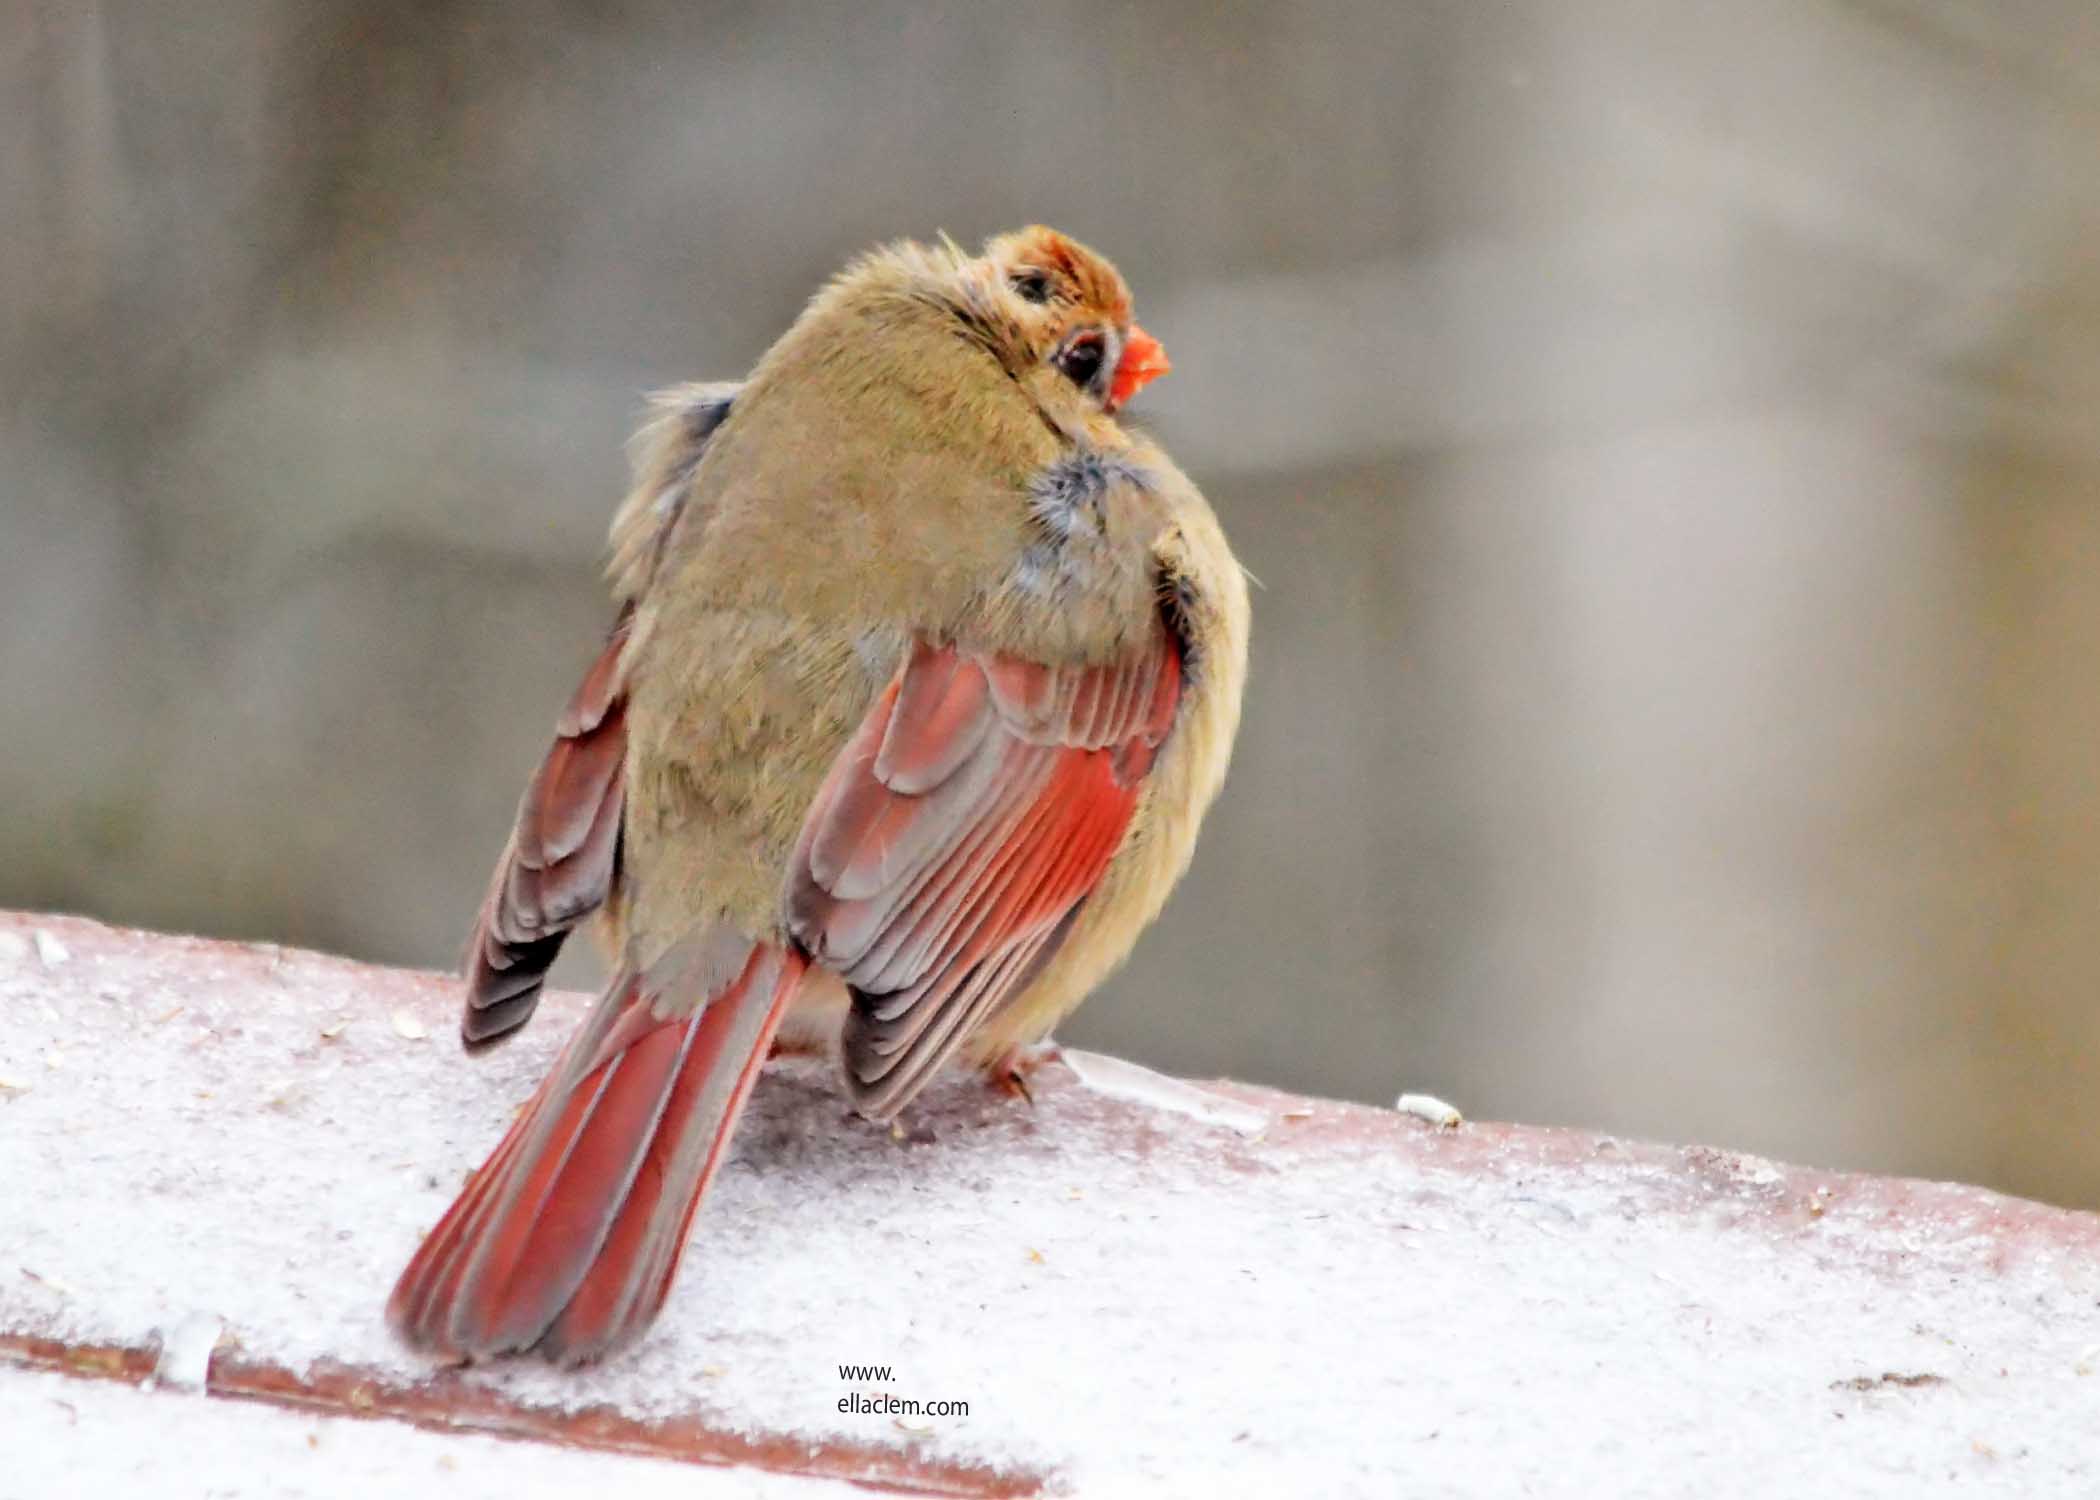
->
990, 1040, 1064, 1106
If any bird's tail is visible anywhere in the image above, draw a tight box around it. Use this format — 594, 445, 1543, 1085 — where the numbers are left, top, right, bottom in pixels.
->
388, 943, 804, 1364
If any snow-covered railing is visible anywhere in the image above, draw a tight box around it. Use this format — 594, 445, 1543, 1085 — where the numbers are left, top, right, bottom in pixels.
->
4, 911, 2098, 1495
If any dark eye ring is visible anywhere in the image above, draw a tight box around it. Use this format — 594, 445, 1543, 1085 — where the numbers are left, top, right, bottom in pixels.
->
1055, 333, 1106, 391
1012, 271, 1052, 304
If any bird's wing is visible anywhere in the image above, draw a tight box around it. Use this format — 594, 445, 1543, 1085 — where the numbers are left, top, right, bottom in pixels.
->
608, 382, 740, 605
462, 382, 741, 1048
460, 613, 632, 1047
787, 627, 1182, 1119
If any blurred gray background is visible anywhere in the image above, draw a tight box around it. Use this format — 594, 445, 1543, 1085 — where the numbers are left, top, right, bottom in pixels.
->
8, 1, 2100, 1205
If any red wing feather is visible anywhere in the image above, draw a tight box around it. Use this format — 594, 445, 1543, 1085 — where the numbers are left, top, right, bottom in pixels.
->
463, 613, 631, 1047
788, 629, 1182, 1118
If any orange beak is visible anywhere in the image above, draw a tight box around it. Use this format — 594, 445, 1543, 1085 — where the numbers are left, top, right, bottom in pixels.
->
1109, 324, 1171, 411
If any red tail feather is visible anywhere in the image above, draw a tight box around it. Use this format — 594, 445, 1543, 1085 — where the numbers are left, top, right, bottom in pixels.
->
389, 944, 804, 1364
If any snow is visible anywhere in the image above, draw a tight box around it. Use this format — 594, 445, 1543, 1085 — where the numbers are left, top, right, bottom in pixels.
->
30, 928, 69, 968
4, 910, 2100, 1496
2, 1365, 866, 1500
152, 1310, 224, 1391
1394, 1091, 1464, 1128
1059, 1046, 1269, 1134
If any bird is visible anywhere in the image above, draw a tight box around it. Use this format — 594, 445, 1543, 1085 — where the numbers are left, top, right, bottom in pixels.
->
386, 225, 1250, 1365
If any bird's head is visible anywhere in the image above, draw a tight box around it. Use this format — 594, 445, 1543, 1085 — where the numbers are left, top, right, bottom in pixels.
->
970, 225, 1171, 418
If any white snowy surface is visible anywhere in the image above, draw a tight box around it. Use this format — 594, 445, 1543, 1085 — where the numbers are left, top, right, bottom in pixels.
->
2, 1365, 866, 1500
1394, 1091, 1464, 1129
153, 1309, 224, 1391
1058, 1047, 1269, 1134
5, 911, 2100, 1497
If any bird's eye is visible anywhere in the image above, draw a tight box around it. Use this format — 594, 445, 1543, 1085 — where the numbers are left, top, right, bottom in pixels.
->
1055, 333, 1106, 392
1011, 271, 1052, 304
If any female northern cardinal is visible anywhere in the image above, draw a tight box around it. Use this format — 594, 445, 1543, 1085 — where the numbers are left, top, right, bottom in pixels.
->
387, 227, 1250, 1364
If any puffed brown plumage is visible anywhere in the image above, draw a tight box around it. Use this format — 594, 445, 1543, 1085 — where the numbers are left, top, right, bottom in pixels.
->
389, 226, 1250, 1365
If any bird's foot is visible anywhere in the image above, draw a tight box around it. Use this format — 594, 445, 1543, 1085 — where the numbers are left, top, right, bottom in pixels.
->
990, 1041, 1064, 1107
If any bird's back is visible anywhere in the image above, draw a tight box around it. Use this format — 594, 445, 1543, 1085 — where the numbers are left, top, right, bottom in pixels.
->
613, 258, 1179, 964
